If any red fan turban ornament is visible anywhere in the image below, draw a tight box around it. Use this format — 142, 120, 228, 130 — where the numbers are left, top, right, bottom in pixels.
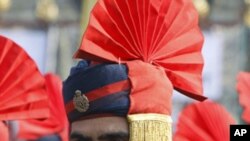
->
75, 0, 206, 115
236, 72, 250, 124
0, 35, 50, 141
0, 35, 49, 120
17, 74, 69, 141
174, 101, 236, 141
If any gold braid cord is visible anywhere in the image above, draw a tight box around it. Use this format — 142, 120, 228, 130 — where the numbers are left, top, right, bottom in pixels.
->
128, 114, 172, 141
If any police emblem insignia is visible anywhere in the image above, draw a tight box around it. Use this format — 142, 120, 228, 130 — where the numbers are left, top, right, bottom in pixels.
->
73, 90, 89, 112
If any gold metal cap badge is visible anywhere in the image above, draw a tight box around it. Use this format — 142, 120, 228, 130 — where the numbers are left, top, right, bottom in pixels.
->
73, 90, 89, 112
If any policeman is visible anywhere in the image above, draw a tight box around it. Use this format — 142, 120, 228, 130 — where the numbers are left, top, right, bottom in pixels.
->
63, 0, 206, 141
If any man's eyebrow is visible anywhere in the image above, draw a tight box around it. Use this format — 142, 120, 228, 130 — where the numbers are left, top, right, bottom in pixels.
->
70, 132, 92, 141
98, 132, 129, 141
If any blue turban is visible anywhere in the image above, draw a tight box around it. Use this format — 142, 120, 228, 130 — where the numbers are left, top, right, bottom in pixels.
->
63, 61, 130, 122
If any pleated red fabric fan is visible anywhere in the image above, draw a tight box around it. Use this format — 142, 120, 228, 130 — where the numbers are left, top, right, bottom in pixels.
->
17, 73, 69, 141
174, 101, 236, 141
0, 121, 9, 141
0, 35, 49, 120
236, 72, 250, 124
75, 0, 205, 102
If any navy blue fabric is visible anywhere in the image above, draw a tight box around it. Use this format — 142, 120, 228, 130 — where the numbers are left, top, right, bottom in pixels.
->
63, 60, 130, 122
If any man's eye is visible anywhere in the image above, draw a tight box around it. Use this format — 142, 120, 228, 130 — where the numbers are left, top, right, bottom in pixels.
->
110, 138, 129, 141
70, 133, 92, 141
70, 139, 89, 141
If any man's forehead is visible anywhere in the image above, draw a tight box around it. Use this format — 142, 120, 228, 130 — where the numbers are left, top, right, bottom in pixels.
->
70, 117, 129, 141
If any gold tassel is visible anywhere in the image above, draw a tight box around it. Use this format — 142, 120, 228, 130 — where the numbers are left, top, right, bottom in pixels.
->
127, 114, 172, 141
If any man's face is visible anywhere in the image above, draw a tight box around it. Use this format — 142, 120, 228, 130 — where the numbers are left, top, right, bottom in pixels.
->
70, 117, 129, 141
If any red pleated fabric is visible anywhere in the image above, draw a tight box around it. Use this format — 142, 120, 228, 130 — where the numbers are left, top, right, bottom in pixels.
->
75, 0, 206, 115
17, 74, 69, 141
174, 101, 236, 141
0, 35, 49, 120
236, 72, 250, 124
